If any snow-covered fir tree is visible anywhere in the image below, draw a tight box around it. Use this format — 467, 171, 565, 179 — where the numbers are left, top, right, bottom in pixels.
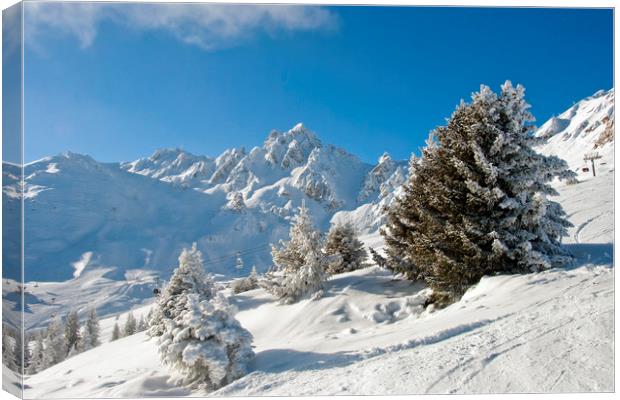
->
137, 315, 148, 332
123, 312, 137, 337
111, 323, 121, 341
64, 311, 81, 355
268, 202, 327, 303
382, 82, 575, 302
271, 204, 312, 275
229, 192, 246, 213
28, 335, 45, 374
2, 328, 15, 371
83, 309, 100, 350
148, 243, 217, 338
369, 248, 387, 269
45, 316, 67, 365
155, 244, 255, 390
13, 330, 26, 372
231, 266, 259, 294
324, 222, 368, 274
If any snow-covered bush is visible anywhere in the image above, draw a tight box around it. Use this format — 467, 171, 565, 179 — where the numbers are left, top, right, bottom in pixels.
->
231, 266, 259, 294
324, 222, 368, 274
268, 203, 327, 303
382, 81, 575, 302
154, 243, 254, 391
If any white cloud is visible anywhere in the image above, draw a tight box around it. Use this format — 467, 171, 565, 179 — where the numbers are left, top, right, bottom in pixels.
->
24, 2, 338, 51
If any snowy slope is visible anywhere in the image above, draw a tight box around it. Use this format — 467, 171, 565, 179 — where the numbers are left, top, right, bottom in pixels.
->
18, 89, 614, 397
24, 229, 613, 397
6, 124, 388, 285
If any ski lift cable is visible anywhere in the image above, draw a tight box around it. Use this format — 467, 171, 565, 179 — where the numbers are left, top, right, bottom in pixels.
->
200, 243, 273, 266
203, 246, 271, 265
202, 243, 272, 261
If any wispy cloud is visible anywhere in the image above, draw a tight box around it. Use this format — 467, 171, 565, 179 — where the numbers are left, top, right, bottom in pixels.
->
24, 2, 338, 51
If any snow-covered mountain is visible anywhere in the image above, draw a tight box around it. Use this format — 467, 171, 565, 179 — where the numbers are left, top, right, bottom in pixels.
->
121, 123, 377, 210
3, 124, 411, 286
535, 88, 614, 177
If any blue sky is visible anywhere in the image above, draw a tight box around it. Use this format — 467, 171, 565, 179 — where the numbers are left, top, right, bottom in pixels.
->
22, 4, 613, 164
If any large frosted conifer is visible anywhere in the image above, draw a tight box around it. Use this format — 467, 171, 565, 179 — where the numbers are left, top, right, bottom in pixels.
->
382, 82, 574, 302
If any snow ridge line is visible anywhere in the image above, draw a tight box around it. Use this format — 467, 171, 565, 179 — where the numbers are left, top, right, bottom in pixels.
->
360, 316, 510, 360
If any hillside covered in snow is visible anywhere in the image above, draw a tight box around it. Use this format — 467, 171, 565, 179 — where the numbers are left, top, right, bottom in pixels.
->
22, 164, 614, 397
2, 87, 614, 397
3, 123, 408, 329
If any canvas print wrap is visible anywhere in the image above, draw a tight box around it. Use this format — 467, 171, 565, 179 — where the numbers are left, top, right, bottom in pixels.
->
1, 2, 614, 398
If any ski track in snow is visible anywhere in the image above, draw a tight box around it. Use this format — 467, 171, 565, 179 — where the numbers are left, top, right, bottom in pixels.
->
217, 267, 613, 395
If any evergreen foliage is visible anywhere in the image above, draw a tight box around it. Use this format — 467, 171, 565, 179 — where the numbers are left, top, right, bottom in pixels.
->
231, 266, 259, 294
154, 244, 255, 390
324, 222, 368, 274
382, 82, 575, 302
123, 312, 137, 337
46, 316, 67, 365
83, 309, 101, 350
148, 243, 217, 338
64, 311, 81, 355
111, 323, 121, 341
2, 328, 16, 371
28, 335, 45, 374
369, 248, 387, 269
137, 315, 148, 332
268, 203, 327, 303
